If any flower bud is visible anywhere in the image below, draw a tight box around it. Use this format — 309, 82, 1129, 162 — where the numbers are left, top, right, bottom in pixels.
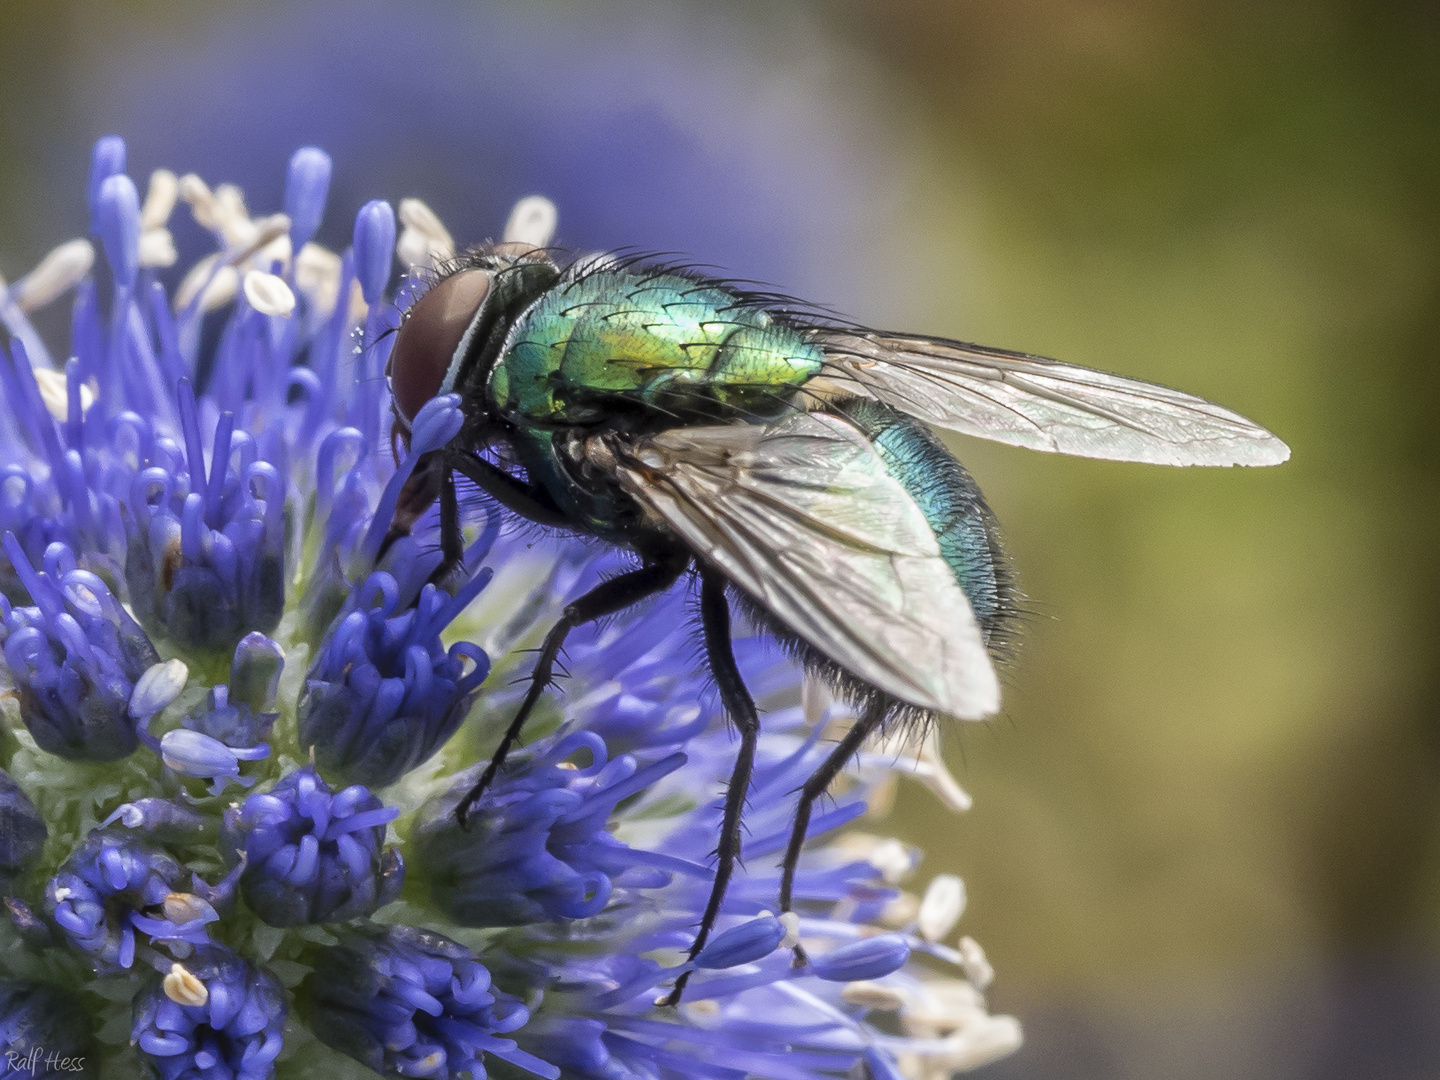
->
2, 535, 159, 760
223, 767, 402, 927
299, 924, 556, 1080
808, 936, 911, 983
131, 946, 285, 1079
694, 916, 786, 969
87, 135, 126, 229
299, 571, 489, 788
284, 146, 332, 253
352, 199, 395, 305
413, 732, 683, 926
45, 833, 187, 971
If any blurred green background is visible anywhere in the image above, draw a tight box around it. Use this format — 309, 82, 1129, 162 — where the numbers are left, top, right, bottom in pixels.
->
0, 1, 1435, 1076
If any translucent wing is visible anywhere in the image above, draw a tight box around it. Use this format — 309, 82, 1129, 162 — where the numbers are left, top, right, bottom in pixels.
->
602, 411, 1000, 719
808, 330, 1289, 467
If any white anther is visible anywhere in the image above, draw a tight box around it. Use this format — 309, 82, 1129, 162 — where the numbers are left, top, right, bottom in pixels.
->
295, 243, 342, 318
162, 892, 212, 923
916, 731, 972, 812
932, 1016, 1023, 1071
179, 173, 219, 231
396, 229, 429, 271
398, 197, 455, 267
163, 962, 208, 1007
899, 978, 986, 1038
138, 228, 178, 269
11, 239, 94, 313
917, 874, 966, 943
227, 215, 291, 273
175, 254, 232, 311
212, 183, 252, 246
801, 672, 833, 727
957, 936, 993, 990
140, 169, 179, 230
880, 892, 919, 928
243, 270, 296, 317
778, 911, 801, 949
679, 998, 721, 1024
346, 277, 369, 324
868, 838, 915, 884
32, 367, 94, 422
841, 980, 908, 1010
199, 266, 240, 313
129, 659, 189, 719
503, 195, 557, 248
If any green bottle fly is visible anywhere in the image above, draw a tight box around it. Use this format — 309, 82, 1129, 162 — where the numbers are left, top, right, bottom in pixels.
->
383, 241, 1288, 1004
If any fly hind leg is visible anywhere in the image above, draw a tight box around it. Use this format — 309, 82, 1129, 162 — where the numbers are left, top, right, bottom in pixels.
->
778, 697, 889, 965
663, 569, 761, 1007
453, 550, 690, 826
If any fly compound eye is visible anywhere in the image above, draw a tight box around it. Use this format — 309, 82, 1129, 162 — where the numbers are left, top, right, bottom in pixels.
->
388, 268, 490, 425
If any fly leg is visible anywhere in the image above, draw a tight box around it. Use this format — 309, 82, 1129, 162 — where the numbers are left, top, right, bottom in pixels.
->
434, 469, 464, 580
778, 698, 888, 966
377, 451, 444, 564
453, 550, 690, 826
662, 570, 760, 1007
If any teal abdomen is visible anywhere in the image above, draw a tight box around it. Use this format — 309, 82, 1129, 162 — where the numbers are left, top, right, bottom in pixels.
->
489, 270, 824, 425
843, 400, 1014, 646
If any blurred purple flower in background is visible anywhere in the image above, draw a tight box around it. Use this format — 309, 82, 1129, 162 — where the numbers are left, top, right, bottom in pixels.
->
0, 136, 1017, 1079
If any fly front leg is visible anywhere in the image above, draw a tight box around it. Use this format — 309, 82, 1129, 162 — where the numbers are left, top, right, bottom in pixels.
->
778, 698, 887, 966
663, 569, 760, 1008
434, 469, 464, 581
453, 549, 690, 826
447, 448, 572, 528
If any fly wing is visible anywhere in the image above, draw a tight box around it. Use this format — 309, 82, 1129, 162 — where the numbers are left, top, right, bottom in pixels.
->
808, 330, 1289, 467
605, 411, 1000, 719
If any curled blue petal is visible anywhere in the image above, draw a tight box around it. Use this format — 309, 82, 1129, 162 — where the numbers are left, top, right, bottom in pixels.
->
414, 731, 685, 927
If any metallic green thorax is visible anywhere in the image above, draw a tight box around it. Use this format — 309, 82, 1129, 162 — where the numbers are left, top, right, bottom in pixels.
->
468, 263, 1010, 645
487, 269, 824, 426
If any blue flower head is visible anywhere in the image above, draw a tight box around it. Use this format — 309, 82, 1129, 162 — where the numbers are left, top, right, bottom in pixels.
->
44, 832, 218, 972
299, 568, 490, 788
0, 535, 158, 760
0, 137, 1020, 1080
131, 945, 285, 1080
413, 730, 686, 926
124, 381, 285, 654
299, 923, 557, 1080
222, 767, 403, 926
